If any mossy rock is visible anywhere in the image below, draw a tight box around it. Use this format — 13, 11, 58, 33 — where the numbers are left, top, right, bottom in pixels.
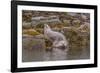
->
34, 28, 44, 34
63, 26, 90, 50
23, 29, 40, 36
35, 23, 44, 28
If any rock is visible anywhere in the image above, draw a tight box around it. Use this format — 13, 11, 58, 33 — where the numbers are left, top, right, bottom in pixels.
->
67, 13, 77, 16
63, 20, 71, 26
23, 29, 40, 36
72, 19, 81, 27
62, 26, 89, 48
63, 27, 77, 33
35, 34, 44, 39
31, 16, 62, 27
79, 14, 90, 22
22, 22, 32, 29
77, 22, 90, 31
23, 12, 32, 17
77, 23, 90, 36
81, 14, 88, 20
22, 11, 33, 22
22, 37, 45, 50
22, 34, 33, 38
63, 27, 71, 32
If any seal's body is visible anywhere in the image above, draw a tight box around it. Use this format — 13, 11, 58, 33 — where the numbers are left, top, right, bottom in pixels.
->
44, 24, 68, 50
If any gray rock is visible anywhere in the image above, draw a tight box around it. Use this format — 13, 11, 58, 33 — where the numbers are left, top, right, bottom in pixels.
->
81, 14, 88, 20
67, 13, 77, 16
22, 22, 32, 29
31, 16, 62, 27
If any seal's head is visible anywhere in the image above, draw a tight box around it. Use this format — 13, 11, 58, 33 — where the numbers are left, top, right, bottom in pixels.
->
44, 24, 51, 30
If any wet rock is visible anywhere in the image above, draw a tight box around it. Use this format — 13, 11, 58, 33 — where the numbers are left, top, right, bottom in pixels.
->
22, 37, 45, 50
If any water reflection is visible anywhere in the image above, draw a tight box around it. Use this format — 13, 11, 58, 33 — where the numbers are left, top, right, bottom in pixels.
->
22, 46, 90, 62
44, 48, 68, 61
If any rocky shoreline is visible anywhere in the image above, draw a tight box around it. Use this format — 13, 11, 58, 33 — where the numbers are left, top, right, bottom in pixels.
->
22, 10, 90, 61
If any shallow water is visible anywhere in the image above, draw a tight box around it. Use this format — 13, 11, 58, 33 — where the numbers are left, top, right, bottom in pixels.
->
22, 46, 90, 62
